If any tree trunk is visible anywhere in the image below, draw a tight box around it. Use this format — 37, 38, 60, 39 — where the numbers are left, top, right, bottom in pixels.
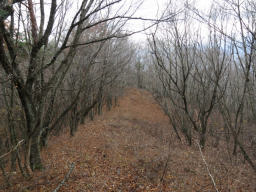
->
9, 121, 17, 171
70, 118, 77, 137
200, 133, 206, 149
97, 101, 102, 115
90, 109, 94, 120
233, 136, 238, 156
80, 99, 98, 124
238, 140, 256, 173
107, 95, 112, 111
70, 104, 79, 137
29, 133, 43, 170
80, 115, 86, 125
9, 125, 17, 171
0, 160, 10, 188
40, 128, 49, 148
200, 123, 207, 149
24, 138, 33, 177
183, 129, 192, 146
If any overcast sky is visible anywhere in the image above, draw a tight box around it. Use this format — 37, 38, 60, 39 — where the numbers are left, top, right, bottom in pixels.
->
16, 0, 214, 44
128, 0, 168, 42
129, 0, 213, 43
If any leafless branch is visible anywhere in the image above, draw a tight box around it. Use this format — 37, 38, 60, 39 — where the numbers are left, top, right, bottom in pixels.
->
197, 142, 219, 192
0, 140, 24, 160
52, 162, 75, 192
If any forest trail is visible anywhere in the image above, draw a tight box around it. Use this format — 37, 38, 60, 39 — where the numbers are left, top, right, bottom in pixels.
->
5, 88, 255, 192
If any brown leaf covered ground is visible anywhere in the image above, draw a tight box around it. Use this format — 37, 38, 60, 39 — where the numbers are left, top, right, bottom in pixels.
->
2, 88, 256, 192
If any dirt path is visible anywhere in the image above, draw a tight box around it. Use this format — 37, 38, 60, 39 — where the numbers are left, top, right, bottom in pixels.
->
4, 88, 256, 192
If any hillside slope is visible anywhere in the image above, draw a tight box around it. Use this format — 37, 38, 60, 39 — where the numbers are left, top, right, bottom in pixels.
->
4, 88, 256, 191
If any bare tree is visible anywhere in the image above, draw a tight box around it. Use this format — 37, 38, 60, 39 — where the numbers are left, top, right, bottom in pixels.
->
0, 0, 151, 175
150, 8, 229, 148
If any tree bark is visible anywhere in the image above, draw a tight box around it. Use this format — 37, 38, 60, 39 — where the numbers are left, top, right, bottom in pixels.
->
29, 132, 43, 170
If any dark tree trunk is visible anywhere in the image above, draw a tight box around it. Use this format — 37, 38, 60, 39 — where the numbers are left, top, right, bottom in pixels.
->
97, 101, 102, 115
183, 129, 192, 146
70, 104, 79, 137
200, 123, 207, 149
233, 136, 238, 156
30, 133, 43, 170
106, 95, 112, 111
90, 109, 94, 120
80, 98, 98, 124
40, 128, 49, 148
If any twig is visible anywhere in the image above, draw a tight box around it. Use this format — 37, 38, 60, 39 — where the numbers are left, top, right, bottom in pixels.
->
197, 142, 219, 192
0, 139, 24, 160
52, 162, 75, 192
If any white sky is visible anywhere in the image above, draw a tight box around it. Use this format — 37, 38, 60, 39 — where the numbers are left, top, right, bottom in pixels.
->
14, 0, 214, 44
129, 0, 213, 43
127, 0, 168, 42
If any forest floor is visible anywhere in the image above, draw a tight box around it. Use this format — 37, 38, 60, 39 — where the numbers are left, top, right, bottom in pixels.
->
2, 88, 256, 192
